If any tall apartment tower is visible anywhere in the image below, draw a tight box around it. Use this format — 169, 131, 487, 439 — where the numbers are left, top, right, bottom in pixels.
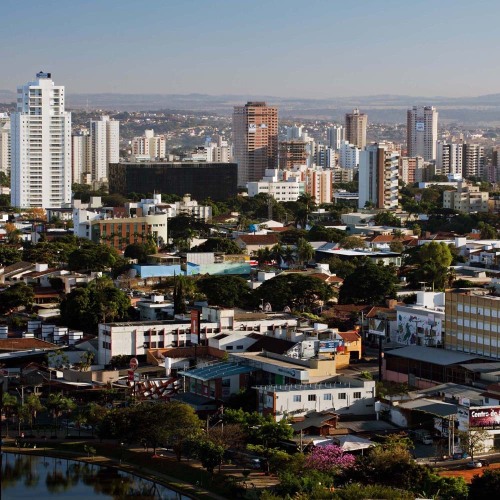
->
327, 125, 345, 151
436, 141, 463, 176
11, 72, 71, 208
90, 115, 119, 183
279, 140, 309, 170
345, 109, 367, 149
72, 131, 91, 184
233, 102, 278, 186
358, 143, 399, 210
0, 113, 11, 175
407, 106, 438, 161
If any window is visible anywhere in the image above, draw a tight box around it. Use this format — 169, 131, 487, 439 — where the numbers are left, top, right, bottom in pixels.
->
338, 393, 346, 400
293, 395, 301, 403
308, 394, 316, 402
324, 394, 332, 401
226, 345, 233, 350
353, 392, 361, 399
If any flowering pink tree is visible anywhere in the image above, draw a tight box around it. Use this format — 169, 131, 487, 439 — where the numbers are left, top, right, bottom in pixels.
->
305, 444, 356, 474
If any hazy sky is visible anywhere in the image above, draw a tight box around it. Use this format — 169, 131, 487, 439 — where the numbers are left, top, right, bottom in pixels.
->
2, 0, 499, 98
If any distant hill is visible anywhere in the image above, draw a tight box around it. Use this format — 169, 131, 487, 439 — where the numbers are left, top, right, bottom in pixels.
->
2, 90, 500, 124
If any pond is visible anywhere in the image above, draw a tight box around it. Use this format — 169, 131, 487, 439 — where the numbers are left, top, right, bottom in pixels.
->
1, 453, 190, 499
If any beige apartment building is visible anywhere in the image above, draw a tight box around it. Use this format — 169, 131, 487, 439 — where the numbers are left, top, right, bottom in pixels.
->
345, 108, 367, 150
233, 102, 278, 186
445, 290, 500, 358
443, 184, 489, 213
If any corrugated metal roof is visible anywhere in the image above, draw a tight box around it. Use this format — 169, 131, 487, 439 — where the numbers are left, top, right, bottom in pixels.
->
178, 362, 255, 381
385, 345, 486, 366
398, 398, 458, 417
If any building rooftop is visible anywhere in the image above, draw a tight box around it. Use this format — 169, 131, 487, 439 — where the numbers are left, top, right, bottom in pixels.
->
385, 345, 488, 366
254, 380, 364, 393
178, 361, 255, 381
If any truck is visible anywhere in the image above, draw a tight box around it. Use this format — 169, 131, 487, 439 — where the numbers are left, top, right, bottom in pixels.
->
413, 429, 433, 445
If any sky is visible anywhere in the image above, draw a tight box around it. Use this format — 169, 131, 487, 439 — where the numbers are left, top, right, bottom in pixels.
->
1, 0, 499, 98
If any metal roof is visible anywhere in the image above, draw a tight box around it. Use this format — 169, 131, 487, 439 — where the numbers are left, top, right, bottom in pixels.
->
398, 398, 458, 417
178, 362, 255, 381
385, 345, 486, 366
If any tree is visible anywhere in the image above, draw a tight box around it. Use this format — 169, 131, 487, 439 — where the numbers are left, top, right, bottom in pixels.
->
46, 393, 76, 436
195, 439, 225, 474
124, 242, 156, 263
478, 221, 498, 239
197, 275, 251, 308
60, 278, 130, 332
405, 242, 453, 291
4, 222, 22, 243
296, 237, 314, 265
304, 444, 356, 474
0, 245, 23, 267
457, 428, 488, 461
339, 236, 366, 249
389, 240, 404, 253
191, 237, 242, 254
254, 273, 334, 312
1, 392, 18, 437
469, 469, 500, 499
373, 211, 401, 227
339, 260, 398, 305
68, 244, 120, 272
0, 283, 35, 314
20, 393, 44, 434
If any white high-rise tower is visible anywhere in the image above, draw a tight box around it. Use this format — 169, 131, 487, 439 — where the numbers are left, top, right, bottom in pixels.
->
11, 72, 72, 208
90, 115, 119, 183
407, 106, 438, 161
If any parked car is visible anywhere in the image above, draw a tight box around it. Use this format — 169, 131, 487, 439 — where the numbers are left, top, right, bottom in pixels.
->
466, 461, 483, 468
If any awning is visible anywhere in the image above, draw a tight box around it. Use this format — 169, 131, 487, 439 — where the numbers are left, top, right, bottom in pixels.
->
333, 435, 375, 451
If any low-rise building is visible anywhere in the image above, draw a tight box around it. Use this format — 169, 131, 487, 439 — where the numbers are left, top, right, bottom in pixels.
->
443, 183, 489, 213
254, 377, 376, 421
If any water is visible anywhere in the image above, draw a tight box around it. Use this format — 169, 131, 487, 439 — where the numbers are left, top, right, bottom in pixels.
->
1, 453, 189, 499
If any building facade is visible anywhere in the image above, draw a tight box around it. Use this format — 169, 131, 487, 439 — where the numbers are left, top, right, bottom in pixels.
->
131, 129, 166, 160
71, 132, 91, 184
443, 184, 489, 213
108, 162, 238, 201
338, 140, 360, 169
399, 156, 425, 184
327, 125, 345, 151
358, 143, 399, 209
233, 102, 278, 186
407, 106, 438, 161
445, 290, 500, 358
90, 115, 119, 183
279, 140, 309, 170
305, 167, 333, 205
11, 72, 71, 208
345, 109, 367, 149
0, 113, 10, 175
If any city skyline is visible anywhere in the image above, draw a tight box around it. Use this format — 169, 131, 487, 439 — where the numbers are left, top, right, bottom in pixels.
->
2, 0, 500, 98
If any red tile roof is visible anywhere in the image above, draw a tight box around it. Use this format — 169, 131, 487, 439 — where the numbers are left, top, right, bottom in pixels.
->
338, 330, 361, 342
0, 337, 58, 351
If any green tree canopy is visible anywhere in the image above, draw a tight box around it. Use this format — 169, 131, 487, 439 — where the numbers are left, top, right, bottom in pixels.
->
60, 277, 130, 331
254, 273, 333, 312
0, 283, 35, 314
339, 260, 398, 305
197, 275, 251, 308
190, 237, 242, 254
0, 245, 23, 267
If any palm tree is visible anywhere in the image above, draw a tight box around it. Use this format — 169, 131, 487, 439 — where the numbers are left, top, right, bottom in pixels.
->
253, 248, 271, 267
20, 393, 44, 435
1, 392, 18, 437
270, 244, 285, 268
46, 393, 76, 436
283, 246, 296, 269
297, 238, 314, 267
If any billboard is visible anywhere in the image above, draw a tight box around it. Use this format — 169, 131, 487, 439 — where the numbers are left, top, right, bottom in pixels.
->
416, 122, 425, 132
368, 318, 386, 336
248, 124, 257, 133
469, 406, 500, 428
318, 340, 344, 353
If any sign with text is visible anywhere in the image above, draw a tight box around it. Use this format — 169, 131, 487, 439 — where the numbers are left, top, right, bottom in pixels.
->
469, 406, 500, 428
368, 318, 386, 336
